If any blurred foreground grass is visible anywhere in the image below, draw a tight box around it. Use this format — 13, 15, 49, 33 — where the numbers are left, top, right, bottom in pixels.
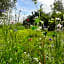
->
0, 26, 64, 64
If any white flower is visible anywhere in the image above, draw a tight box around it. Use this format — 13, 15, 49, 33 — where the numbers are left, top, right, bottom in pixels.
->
23, 61, 25, 63
24, 52, 26, 54
37, 28, 40, 31
35, 16, 38, 18
51, 57, 54, 60
56, 11, 61, 14
39, 46, 41, 49
33, 58, 39, 62
39, 38, 42, 40
39, 62, 41, 64
1, 60, 2, 62
39, 26, 42, 29
30, 25, 33, 27
7, 63, 9, 64
28, 53, 30, 57
37, 26, 42, 31
57, 24, 62, 29
51, 44, 54, 47
56, 18, 61, 20
10, 58, 12, 61
40, 21, 44, 24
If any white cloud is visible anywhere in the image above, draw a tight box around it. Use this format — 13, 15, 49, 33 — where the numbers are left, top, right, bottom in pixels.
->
37, 0, 54, 13
62, 0, 64, 7
38, 0, 54, 5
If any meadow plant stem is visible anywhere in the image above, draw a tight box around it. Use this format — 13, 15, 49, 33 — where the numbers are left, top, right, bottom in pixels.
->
56, 32, 58, 49
40, 37, 46, 64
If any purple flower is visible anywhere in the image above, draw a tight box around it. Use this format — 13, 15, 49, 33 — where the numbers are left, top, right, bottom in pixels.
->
0, 9, 6, 12
14, 29, 17, 32
49, 38, 52, 41
43, 26, 47, 28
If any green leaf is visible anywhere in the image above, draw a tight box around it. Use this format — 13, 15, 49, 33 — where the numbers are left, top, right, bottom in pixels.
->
35, 18, 40, 23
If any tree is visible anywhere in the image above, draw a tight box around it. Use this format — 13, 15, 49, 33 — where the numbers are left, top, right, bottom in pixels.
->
52, 0, 64, 12
0, 0, 17, 16
51, 0, 64, 20
32, 0, 37, 4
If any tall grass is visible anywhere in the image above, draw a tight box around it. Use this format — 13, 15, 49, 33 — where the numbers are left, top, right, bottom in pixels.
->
0, 23, 64, 64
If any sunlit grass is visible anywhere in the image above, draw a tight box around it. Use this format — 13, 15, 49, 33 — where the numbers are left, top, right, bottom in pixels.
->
0, 25, 64, 64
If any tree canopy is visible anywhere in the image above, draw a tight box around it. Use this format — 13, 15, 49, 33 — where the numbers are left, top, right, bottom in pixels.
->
0, 0, 16, 16
53, 0, 64, 12
0, 0, 16, 10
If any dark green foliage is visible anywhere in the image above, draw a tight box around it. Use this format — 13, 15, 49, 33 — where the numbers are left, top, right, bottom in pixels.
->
48, 22, 55, 31
0, 0, 16, 16
23, 11, 49, 28
51, 12, 63, 21
52, 0, 64, 12
32, 0, 37, 4
23, 11, 39, 26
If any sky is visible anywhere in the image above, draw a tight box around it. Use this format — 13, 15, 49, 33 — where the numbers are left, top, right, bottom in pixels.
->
11, 0, 55, 23
15, 0, 54, 14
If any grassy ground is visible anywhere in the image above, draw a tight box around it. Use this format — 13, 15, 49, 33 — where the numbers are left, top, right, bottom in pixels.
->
0, 26, 64, 64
